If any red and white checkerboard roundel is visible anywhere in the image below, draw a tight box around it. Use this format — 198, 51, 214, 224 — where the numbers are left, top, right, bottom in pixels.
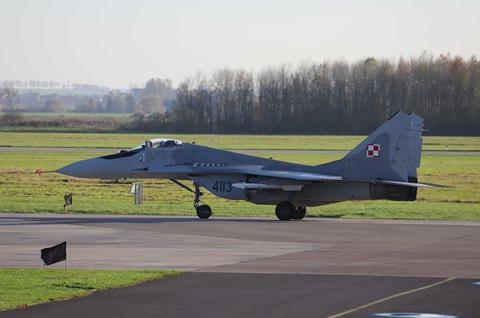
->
367, 144, 381, 158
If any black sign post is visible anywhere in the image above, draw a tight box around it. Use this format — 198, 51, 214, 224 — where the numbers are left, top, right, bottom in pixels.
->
64, 193, 73, 212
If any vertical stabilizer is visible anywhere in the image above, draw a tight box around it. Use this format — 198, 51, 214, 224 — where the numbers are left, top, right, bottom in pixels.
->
323, 111, 424, 182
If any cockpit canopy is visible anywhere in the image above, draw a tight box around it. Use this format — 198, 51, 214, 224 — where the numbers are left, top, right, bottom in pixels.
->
131, 138, 183, 150
100, 138, 184, 160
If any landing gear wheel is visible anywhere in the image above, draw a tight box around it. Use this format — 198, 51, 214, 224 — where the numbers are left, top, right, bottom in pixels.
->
196, 204, 212, 219
292, 206, 307, 220
275, 201, 295, 221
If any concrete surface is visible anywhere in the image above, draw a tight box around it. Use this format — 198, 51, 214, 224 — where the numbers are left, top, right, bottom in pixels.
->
1, 214, 479, 317
1, 214, 480, 278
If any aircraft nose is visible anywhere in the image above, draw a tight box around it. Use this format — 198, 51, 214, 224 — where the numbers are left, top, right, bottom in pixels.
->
57, 158, 106, 178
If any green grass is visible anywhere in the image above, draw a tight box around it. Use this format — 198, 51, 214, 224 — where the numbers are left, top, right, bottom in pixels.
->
1, 132, 480, 151
0, 150, 478, 220
0, 268, 181, 311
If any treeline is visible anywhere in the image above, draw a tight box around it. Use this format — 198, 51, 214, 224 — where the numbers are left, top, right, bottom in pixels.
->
131, 54, 480, 135
92, 78, 175, 113
0, 78, 175, 114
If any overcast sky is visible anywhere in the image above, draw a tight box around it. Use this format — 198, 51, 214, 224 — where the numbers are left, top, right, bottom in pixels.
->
0, 0, 478, 88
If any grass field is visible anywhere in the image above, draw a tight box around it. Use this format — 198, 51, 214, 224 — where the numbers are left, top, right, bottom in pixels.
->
0, 268, 180, 311
0, 149, 479, 220
1, 132, 480, 151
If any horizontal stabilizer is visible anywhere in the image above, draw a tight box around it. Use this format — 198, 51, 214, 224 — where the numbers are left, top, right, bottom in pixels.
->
232, 182, 303, 191
376, 180, 451, 188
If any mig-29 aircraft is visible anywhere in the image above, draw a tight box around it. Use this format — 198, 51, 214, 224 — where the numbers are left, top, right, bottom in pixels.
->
58, 111, 438, 220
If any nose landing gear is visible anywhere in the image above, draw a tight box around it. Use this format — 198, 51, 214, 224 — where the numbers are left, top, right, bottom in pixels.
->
196, 204, 212, 219
170, 179, 212, 219
194, 184, 212, 219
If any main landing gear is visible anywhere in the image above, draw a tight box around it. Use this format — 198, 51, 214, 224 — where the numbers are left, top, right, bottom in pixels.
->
275, 201, 306, 221
169, 179, 212, 219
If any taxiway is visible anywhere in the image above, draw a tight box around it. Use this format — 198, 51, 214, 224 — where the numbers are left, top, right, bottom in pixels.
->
1, 214, 479, 317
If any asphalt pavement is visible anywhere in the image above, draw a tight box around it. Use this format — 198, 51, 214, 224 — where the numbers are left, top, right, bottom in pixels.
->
1, 214, 479, 317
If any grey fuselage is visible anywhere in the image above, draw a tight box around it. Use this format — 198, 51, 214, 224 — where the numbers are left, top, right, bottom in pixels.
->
58, 141, 414, 207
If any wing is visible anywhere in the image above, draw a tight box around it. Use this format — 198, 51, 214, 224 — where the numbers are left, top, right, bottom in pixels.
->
376, 180, 452, 188
229, 167, 342, 191
237, 168, 343, 181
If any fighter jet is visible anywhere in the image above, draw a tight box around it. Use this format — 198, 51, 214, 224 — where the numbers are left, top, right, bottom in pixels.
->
58, 111, 438, 220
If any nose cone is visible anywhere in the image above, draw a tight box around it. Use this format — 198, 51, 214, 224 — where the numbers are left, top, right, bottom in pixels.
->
57, 158, 106, 178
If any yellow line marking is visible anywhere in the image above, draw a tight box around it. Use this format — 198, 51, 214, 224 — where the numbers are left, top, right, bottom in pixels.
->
326, 277, 456, 318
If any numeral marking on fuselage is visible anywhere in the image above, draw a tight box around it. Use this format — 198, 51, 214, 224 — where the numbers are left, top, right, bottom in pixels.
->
212, 181, 232, 192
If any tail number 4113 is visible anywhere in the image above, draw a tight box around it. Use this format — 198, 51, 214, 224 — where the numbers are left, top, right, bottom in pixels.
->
212, 181, 232, 192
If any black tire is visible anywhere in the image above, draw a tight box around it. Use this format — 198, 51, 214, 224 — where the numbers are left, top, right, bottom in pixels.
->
292, 206, 307, 220
275, 201, 295, 221
196, 205, 212, 219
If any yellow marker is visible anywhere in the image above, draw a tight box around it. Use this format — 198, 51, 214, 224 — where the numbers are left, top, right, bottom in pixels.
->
327, 277, 456, 318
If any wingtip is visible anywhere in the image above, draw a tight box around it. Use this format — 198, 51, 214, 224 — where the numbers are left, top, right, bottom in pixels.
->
420, 182, 454, 188
375, 180, 452, 188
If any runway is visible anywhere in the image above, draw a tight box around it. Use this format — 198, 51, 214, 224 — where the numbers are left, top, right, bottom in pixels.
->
1, 214, 480, 317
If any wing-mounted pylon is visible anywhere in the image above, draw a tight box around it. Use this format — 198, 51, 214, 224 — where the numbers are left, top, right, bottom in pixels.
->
232, 182, 303, 191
